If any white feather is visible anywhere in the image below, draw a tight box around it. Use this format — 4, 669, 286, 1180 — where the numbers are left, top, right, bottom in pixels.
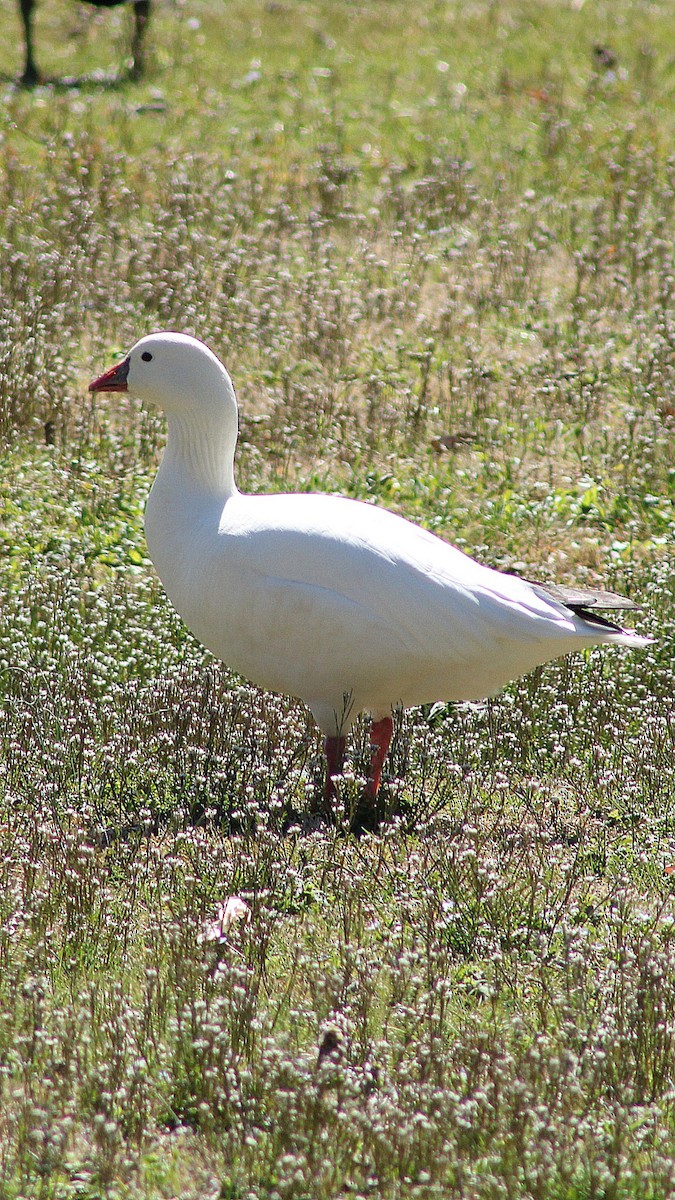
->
106, 332, 649, 737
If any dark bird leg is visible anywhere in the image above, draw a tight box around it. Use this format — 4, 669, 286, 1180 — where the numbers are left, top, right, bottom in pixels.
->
19, 0, 40, 87
130, 0, 149, 79
323, 734, 346, 809
18, 0, 151, 87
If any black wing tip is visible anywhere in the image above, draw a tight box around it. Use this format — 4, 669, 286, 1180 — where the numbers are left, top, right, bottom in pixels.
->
532, 580, 641, 612
527, 579, 647, 636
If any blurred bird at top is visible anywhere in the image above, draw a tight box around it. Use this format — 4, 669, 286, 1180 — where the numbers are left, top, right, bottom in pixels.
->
17, 0, 150, 87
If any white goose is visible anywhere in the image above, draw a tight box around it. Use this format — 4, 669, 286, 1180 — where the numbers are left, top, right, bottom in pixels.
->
90, 332, 650, 825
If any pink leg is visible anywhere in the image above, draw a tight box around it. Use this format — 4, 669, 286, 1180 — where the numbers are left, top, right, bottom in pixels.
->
348, 716, 394, 834
366, 716, 394, 797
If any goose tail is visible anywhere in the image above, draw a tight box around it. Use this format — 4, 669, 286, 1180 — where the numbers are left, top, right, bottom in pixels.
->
532, 581, 653, 648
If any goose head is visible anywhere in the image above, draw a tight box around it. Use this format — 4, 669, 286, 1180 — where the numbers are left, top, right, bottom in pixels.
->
89, 332, 237, 419
89, 332, 240, 495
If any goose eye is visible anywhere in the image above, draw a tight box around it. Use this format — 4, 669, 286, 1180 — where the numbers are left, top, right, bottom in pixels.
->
141, 351, 153, 362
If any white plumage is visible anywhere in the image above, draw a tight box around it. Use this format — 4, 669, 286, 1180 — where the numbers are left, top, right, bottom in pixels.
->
90, 332, 650, 814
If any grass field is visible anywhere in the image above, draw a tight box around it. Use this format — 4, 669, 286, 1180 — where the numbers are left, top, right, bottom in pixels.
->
0, 0, 674, 1195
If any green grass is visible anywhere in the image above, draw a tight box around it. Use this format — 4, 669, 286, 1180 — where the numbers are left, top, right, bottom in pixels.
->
0, 0, 674, 1195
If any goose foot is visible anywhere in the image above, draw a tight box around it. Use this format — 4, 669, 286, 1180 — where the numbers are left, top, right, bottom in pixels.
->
349, 716, 394, 835
321, 733, 347, 820
366, 716, 394, 796
314, 717, 396, 831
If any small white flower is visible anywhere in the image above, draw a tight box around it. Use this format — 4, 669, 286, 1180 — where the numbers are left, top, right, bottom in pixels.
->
199, 896, 251, 944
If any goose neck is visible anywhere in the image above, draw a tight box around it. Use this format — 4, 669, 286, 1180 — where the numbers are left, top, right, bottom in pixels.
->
164, 411, 237, 498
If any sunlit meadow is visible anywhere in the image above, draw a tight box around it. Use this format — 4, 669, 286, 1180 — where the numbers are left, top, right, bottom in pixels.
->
0, 0, 674, 1195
